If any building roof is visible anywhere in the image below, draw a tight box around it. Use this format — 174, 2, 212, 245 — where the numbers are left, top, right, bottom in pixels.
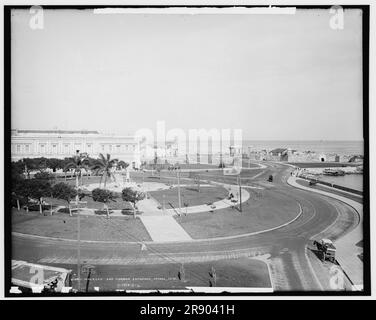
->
270, 148, 288, 155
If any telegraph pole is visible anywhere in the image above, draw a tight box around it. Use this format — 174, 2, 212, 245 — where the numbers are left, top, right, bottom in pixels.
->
177, 168, 182, 215
238, 175, 242, 213
75, 150, 81, 292
77, 210, 81, 292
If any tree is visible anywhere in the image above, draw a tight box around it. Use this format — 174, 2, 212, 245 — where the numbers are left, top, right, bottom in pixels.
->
26, 179, 52, 214
117, 160, 129, 170
92, 188, 115, 218
91, 153, 118, 189
64, 154, 90, 199
36, 157, 49, 171
121, 187, 145, 218
46, 158, 63, 172
34, 171, 55, 181
12, 178, 37, 212
12, 161, 24, 176
11, 176, 27, 211
52, 182, 77, 216
21, 158, 38, 179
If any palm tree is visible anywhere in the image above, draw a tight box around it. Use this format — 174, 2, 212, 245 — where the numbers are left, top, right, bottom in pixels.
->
117, 160, 129, 170
64, 154, 89, 203
91, 153, 118, 189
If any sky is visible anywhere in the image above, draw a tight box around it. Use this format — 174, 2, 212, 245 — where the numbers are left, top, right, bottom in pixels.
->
11, 8, 363, 140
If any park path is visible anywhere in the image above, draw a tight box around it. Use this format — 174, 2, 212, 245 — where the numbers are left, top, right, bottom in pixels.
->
139, 215, 192, 242
164, 182, 250, 215
137, 197, 165, 216
137, 197, 192, 242
137, 182, 250, 242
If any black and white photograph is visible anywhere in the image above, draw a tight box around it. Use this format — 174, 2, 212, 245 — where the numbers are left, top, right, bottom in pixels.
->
2, 2, 373, 300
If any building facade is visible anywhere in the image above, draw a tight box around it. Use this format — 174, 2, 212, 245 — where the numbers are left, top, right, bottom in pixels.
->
11, 129, 141, 168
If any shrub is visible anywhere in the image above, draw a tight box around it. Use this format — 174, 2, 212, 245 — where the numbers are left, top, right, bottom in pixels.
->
95, 209, 114, 215
34, 171, 55, 181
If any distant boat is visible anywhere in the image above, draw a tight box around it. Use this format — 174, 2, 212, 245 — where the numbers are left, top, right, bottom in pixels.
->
323, 168, 345, 176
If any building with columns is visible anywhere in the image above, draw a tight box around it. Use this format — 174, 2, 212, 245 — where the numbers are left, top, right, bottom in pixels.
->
11, 129, 141, 168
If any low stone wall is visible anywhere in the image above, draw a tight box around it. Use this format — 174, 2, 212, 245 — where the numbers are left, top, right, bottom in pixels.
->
300, 175, 363, 196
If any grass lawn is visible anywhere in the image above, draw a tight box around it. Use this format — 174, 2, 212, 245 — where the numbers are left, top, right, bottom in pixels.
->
57, 257, 271, 291
172, 163, 219, 169
186, 169, 265, 186
12, 208, 152, 242
149, 186, 229, 208
175, 189, 299, 239
55, 175, 107, 187
42, 194, 133, 211
130, 168, 265, 187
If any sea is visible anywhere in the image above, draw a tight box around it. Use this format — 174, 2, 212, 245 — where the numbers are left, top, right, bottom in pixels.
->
319, 174, 363, 192
243, 140, 364, 192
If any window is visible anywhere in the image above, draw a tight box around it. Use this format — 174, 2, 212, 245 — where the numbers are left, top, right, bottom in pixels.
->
16, 145, 20, 153
102, 145, 105, 152
25, 145, 30, 153
116, 145, 121, 152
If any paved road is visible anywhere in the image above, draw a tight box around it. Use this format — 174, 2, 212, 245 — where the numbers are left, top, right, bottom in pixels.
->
12, 162, 361, 292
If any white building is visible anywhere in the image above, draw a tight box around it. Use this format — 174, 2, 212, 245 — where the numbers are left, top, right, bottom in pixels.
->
11, 129, 141, 168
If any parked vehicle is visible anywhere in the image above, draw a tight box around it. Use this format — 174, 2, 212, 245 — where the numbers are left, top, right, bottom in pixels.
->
313, 239, 336, 262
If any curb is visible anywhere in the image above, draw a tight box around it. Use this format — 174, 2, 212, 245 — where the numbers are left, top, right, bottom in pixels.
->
12, 203, 303, 245
286, 177, 362, 225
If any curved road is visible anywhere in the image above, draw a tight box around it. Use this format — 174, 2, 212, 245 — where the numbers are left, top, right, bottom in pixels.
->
12, 162, 361, 291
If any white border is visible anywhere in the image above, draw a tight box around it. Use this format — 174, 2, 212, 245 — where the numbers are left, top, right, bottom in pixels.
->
0, 0, 375, 301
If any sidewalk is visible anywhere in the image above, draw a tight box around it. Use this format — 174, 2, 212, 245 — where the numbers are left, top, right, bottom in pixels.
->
164, 183, 250, 215
137, 197, 166, 216
287, 176, 363, 289
134, 197, 193, 242
139, 216, 192, 242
